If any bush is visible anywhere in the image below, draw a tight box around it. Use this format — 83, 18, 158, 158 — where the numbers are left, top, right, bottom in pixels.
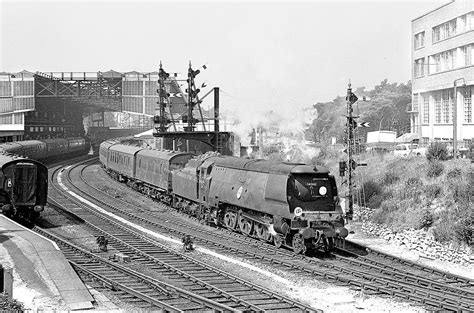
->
367, 194, 384, 209
454, 214, 473, 245
357, 180, 383, 208
382, 171, 399, 185
432, 204, 473, 245
419, 209, 434, 229
446, 167, 462, 179
427, 161, 444, 178
399, 177, 423, 201
0, 293, 24, 311
424, 184, 442, 198
371, 198, 398, 225
426, 142, 449, 161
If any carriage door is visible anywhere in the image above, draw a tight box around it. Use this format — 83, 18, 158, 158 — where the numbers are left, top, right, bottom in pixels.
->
199, 161, 214, 203
12, 163, 37, 206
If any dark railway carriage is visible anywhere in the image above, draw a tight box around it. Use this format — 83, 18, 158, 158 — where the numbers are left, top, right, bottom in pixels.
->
17, 141, 47, 159
106, 144, 143, 181
43, 138, 69, 156
67, 137, 88, 153
136, 150, 194, 202
99, 140, 117, 167
0, 138, 90, 161
0, 154, 48, 224
0, 141, 46, 159
0, 142, 25, 155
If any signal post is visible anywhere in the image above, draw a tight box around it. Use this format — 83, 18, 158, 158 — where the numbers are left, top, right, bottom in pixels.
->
340, 82, 367, 221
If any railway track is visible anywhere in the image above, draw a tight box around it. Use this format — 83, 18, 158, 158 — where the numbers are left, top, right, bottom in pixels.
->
65, 159, 474, 312
46, 162, 318, 312
335, 240, 474, 288
33, 227, 235, 312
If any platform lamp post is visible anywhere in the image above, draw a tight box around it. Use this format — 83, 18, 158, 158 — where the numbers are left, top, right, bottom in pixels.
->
453, 78, 465, 159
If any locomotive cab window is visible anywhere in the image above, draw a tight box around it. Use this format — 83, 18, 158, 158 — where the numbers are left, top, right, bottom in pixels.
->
289, 174, 333, 202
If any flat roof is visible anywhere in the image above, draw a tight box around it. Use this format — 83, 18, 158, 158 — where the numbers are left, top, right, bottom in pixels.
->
412, 0, 455, 22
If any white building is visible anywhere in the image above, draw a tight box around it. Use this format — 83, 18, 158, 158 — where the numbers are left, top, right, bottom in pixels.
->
411, 0, 474, 148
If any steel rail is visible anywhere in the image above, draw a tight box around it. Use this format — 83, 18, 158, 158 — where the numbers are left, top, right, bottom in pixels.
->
47, 163, 318, 312
61, 159, 474, 312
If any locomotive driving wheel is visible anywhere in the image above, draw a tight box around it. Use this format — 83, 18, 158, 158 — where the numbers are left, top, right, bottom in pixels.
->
223, 211, 238, 229
291, 233, 306, 254
255, 223, 272, 242
238, 216, 253, 236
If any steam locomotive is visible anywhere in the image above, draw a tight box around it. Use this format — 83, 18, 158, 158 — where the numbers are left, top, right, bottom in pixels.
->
0, 137, 91, 224
99, 140, 348, 253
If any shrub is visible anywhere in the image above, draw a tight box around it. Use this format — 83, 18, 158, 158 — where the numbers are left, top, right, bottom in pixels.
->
427, 161, 444, 178
424, 184, 442, 198
426, 142, 449, 161
432, 204, 473, 245
367, 194, 384, 209
356, 180, 383, 207
399, 177, 423, 201
382, 171, 400, 185
371, 198, 398, 225
446, 167, 462, 179
0, 293, 24, 311
454, 214, 473, 245
419, 209, 434, 230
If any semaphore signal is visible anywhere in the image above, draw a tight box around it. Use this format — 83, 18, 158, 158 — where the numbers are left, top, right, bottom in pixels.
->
339, 82, 368, 221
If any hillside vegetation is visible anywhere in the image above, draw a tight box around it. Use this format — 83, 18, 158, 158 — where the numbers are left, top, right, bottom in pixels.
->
353, 153, 472, 245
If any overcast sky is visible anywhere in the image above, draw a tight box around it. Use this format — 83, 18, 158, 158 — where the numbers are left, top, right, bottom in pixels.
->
0, 0, 446, 127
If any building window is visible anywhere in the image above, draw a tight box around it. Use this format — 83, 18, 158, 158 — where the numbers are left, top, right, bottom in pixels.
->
433, 26, 441, 42
459, 14, 467, 32
443, 50, 456, 71
462, 44, 472, 67
435, 92, 442, 123
414, 31, 425, 49
441, 90, 452, 124
431, 49, 457, 73
30, 127, 35, 132
13, 114, 23, 124
435, 54, 441, 72
423, 95, 429, 124
465, 87, 472, 123
414, 58, 425, 77
432, 18, 457, 43
412, 94, 419, 112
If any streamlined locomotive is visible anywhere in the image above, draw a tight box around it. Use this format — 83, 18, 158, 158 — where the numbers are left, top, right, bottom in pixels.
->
100, 141, 348, 253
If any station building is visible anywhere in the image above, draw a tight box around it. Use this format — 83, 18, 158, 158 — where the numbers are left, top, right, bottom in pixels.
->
410, 0, 474, 148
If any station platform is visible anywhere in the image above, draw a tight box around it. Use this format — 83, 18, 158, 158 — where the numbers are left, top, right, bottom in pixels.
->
0, 215, 94, 310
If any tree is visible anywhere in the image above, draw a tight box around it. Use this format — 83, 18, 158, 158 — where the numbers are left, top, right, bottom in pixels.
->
306, 79, 411, 143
